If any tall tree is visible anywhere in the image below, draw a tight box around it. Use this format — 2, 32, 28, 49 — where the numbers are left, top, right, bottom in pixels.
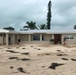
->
3, 26, 14, 30
47, 0, 52, 29
23, 21, 38, 29
38, 24, 47, 29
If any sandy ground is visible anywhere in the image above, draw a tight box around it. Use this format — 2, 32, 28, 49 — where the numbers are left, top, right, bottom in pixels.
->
0, 44, 76, 75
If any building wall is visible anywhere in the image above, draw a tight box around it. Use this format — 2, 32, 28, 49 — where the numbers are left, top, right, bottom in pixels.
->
20, 41, 50, 44
3, 34, 16, 45
15, 34, 18, 44
19, 34, 28, 41
19, 34, 52, 44
42, 34, 52, 41
0, 34, 3, 44
1, 34, 6, 44
0, 33, 52, 45
2, 33, 76, 45
31, 34, 52, 41
9, 34, 13, 44
31, 34, 33, 41
3, 34, 6, 44
62, 34, 76, 45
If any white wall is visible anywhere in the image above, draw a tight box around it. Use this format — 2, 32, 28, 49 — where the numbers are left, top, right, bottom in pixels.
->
20, 34, 28, 41
43, 34, 52, 41
62, 34, 76, 45
0, 36, 3, 44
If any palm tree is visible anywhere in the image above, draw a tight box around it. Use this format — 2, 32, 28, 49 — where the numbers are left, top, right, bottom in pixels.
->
3, 26, 15, 30
38, 24, 47, 29
23, 21, 38, 29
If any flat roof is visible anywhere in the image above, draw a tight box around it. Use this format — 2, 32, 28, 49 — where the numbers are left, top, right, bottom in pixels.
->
19, 30, 76, 34
0, 29, 76, 34
0, 29, 18, 34
0, 29, 9, 33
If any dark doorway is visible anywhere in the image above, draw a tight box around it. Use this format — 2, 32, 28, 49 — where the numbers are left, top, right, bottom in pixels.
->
33, 34, 40, 41
54, 34, 61, 44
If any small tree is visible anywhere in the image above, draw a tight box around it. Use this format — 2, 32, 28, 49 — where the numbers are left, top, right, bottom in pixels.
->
38, 24, 47, 29
3, 26, 15, 30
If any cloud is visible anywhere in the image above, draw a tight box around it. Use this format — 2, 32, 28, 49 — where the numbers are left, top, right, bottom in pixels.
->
9, 23, 16, 27
0, 0, 76, 30
51, 0, 76, 29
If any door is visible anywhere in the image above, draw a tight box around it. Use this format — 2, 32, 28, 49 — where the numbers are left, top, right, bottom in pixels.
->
54, 34, 61, 44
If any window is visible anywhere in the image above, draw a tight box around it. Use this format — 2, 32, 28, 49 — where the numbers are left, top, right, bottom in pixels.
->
64, 35, 74, 39
69, 35, 73, 39
33, 34, 40, 40
65, 36, 69, 39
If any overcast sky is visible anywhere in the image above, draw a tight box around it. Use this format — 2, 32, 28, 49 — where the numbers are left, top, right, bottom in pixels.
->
0, 0, 76, 30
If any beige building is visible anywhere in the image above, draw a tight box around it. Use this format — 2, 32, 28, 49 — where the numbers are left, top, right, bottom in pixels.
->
0, 29, 76, 46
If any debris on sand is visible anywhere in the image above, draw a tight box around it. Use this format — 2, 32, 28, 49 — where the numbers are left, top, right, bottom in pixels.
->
6, 50, 19, 53
34, 48, 41, 50
45, 53, 51, 55
38, 53, 51, 56
17, 67, 25, 73
37, 48, 41, 50
57, 50, 61, 52
21, 52, 29, 55
21, 58, 30, 61
9, 57, 19, 60
10, 66, 14, 69
30, 46, 33, 47
22, 48, 26, 49
16, 47, 19, 48
71, 58, 76, 61
9, 57, 30, 61
42, 66, 45, 68
57, 54, 67, 56
34, 48, 37, 49
61, 58, 69, 60
7, 48, 12, 49
48, 63, 64, 70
